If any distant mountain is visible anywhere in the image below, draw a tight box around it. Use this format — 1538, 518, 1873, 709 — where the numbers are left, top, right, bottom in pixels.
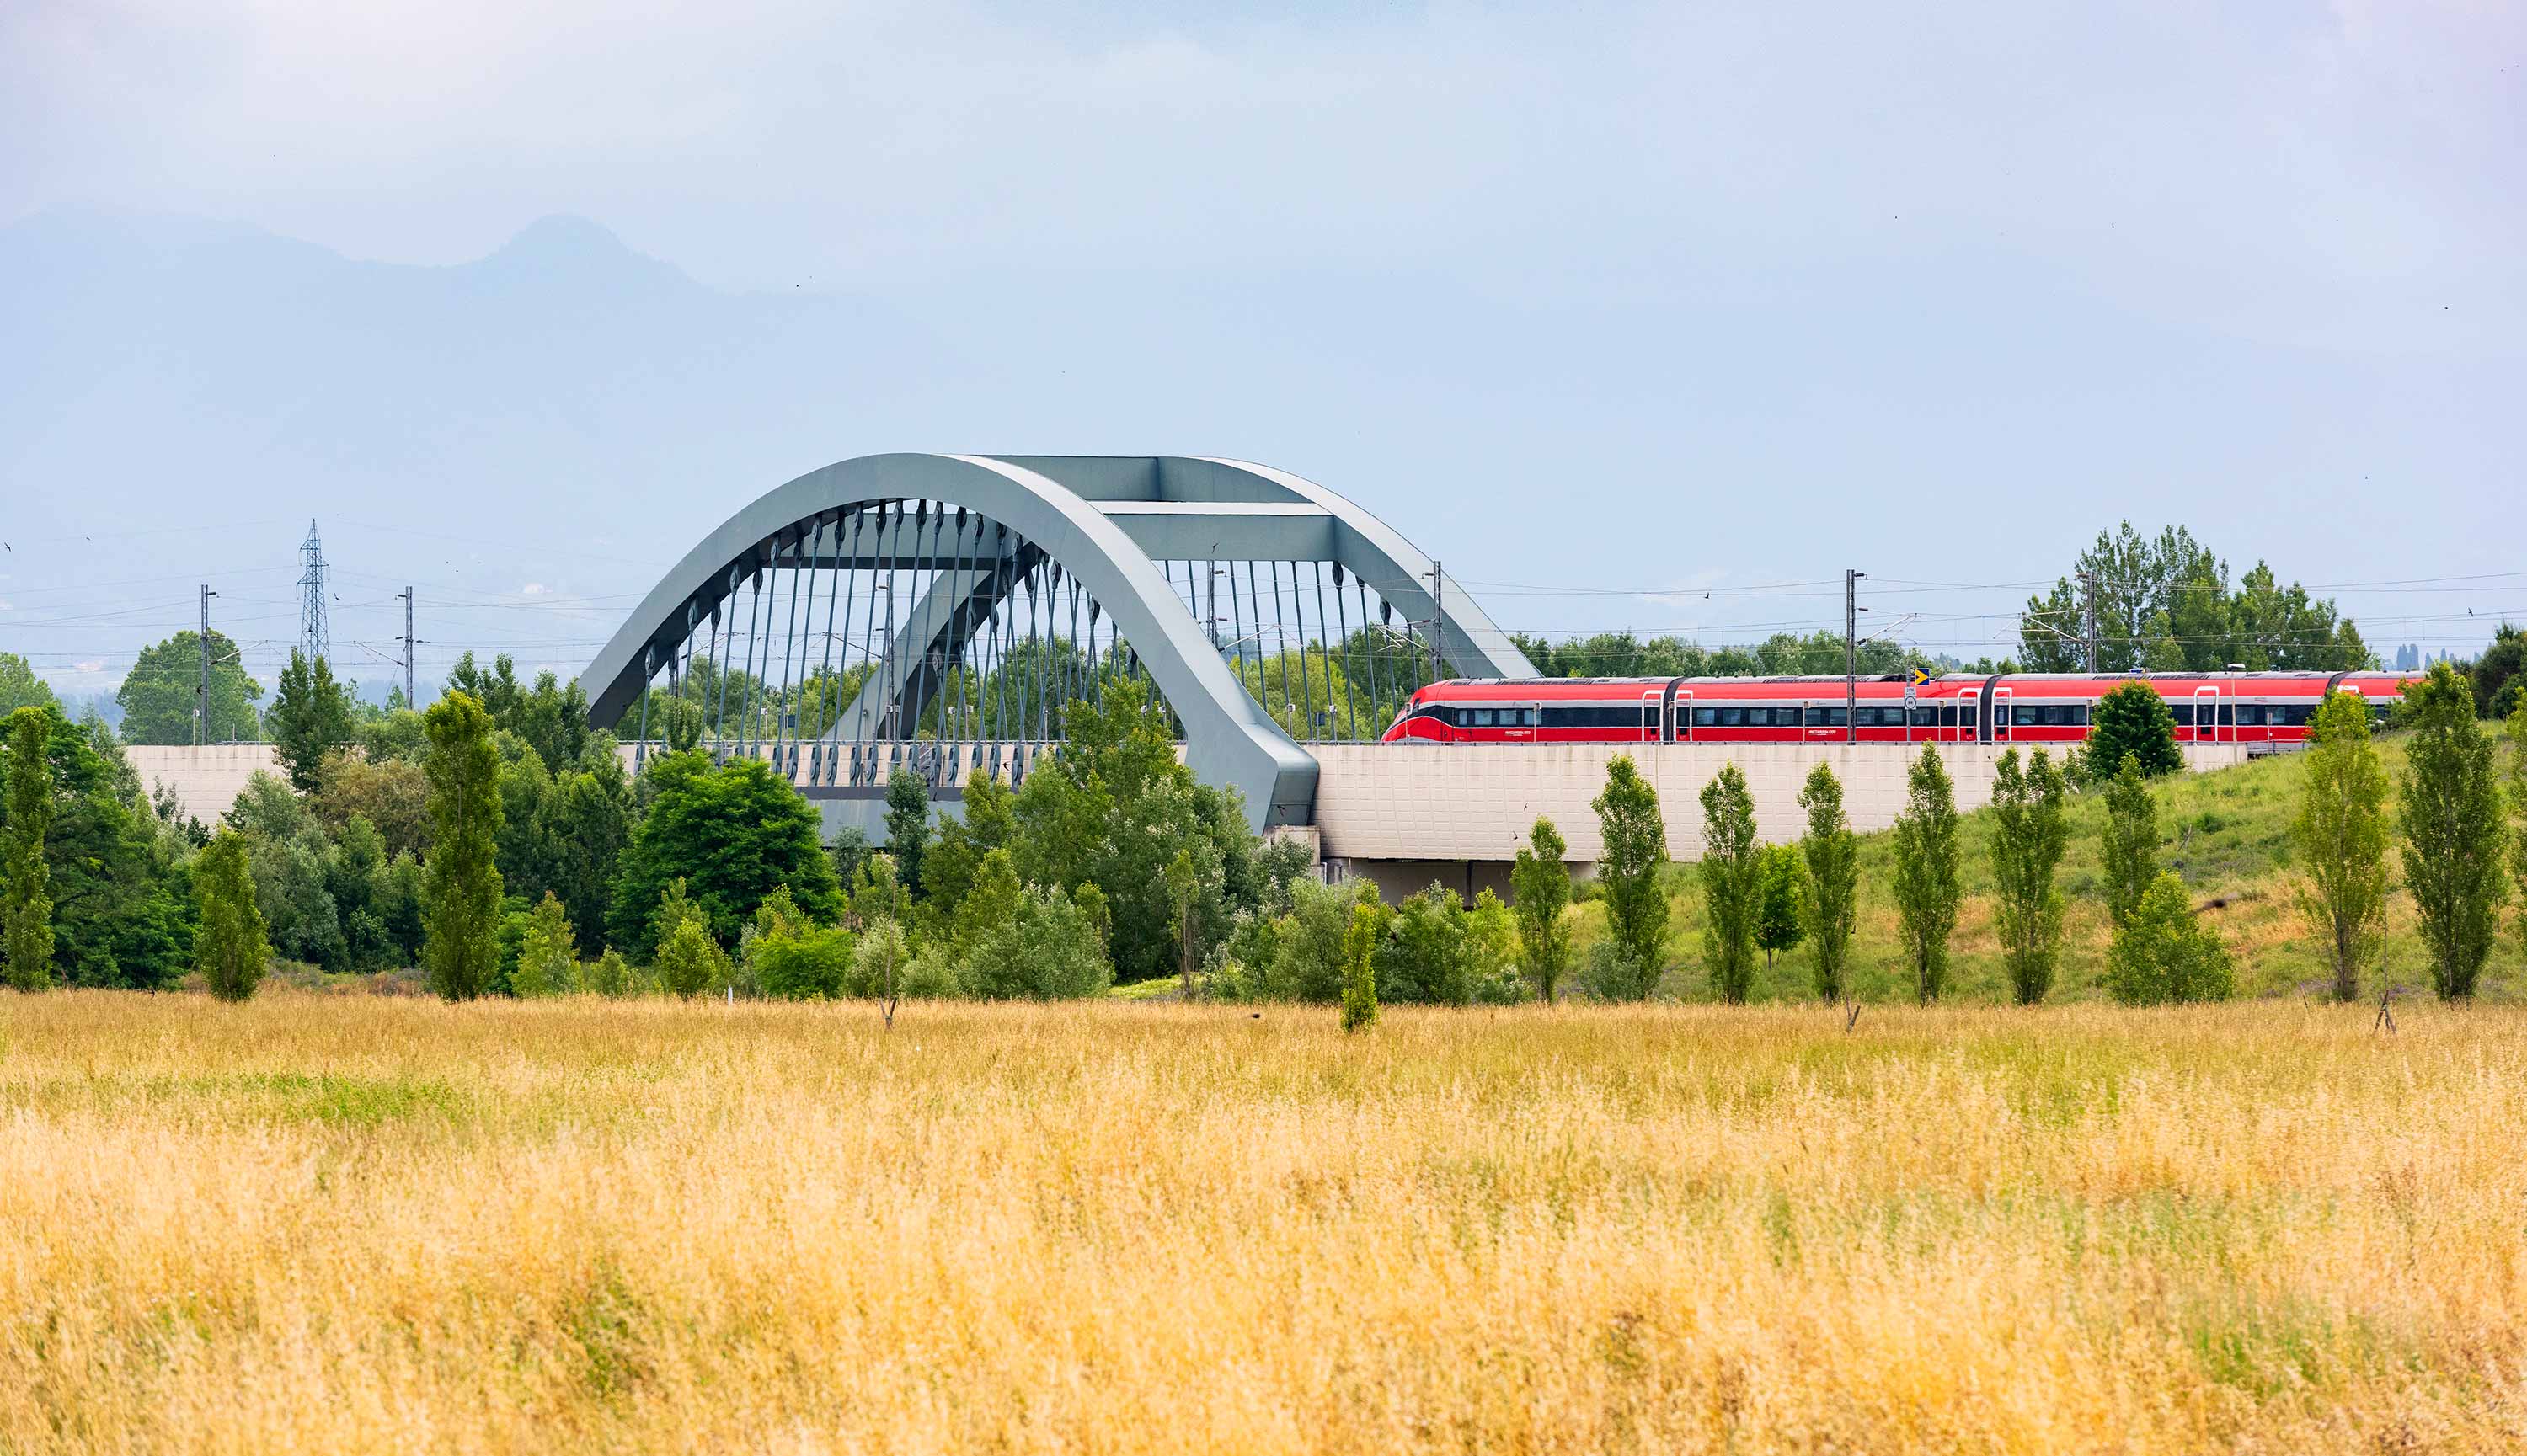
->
0, 210, 964, 687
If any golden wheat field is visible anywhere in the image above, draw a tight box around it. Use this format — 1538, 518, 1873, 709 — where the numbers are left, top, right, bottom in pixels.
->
3, 991, 2524, 1453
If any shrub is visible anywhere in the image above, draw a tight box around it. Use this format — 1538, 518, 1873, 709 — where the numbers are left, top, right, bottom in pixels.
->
2088, 680, 2182, 779
2105, 872, 2234, 1005
1463, 889, 1527, 1005
964, 887, 1112, 1000
2099, 753, 2160, 928
585, 948, 637, 998
1509, 818, 1573, 1001
513, 892, 581, 998
754, 925, 857, 1000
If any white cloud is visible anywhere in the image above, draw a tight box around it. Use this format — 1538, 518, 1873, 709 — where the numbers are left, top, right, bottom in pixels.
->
521, 582, 546, 595
72, 659, 104, 674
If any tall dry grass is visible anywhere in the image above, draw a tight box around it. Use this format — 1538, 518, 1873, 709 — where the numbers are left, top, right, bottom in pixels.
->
3, 990, 2522, 1453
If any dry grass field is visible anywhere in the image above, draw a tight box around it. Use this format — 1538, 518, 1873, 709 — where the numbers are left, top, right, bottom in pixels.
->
5, 992, 2525, 1453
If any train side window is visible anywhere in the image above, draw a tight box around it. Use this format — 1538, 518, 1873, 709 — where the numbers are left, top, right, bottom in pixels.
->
1470, 708, 1495, 727
1693, 707, 1717, 727
2041, 706, 2065, 726
1807, 707, 1847, 727
2070, 705, 2089, 726
2218, 704, 2235, 726
2280, 705, 2309, 727
1718, 707, 1745, 727
1912, 706, 1938, 728
1937, 705, 1957, 728
2013, 706, 2038, 726
2172, 702, 2193, 728
1519, 707, 1541, 727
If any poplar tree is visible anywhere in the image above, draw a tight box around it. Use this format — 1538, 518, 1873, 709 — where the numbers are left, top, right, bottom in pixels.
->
2099, 753, 2160, 928
1509, 816, 1573, 1001
1989, 748, 2069, 1005
1889, 747, 1961, 1004
267, 648, 355, 794
1592, 755, 1670, 1000
2292, 691, 2390, 1001
422, 691, 505, 1000
2, 707, 56, 989
1798, 763, 1857, 1002
2398, 663, 2508, 1000
193, 827, 270, 1001
1339, 901, 1381, 1032
1697, 762, 1760, 1003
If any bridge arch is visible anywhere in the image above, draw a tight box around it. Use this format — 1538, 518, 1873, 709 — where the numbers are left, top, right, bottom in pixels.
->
580, 453, 1533, 829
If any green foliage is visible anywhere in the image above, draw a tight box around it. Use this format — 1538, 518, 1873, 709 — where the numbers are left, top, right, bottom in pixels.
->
1753, 843, 1805, 971
1339, 901, 1381, 1032
1592, 755, 1669, 999
1231, 648, 1377, 740
852, 918, 911, 1002
513, 892, 580, 998
1377, 885, 1476, 1005
1006, 683, 1258, 984
0, 703, 193, 989
1510, 628, 1928, 680
644, 878, 728, 997
313, 750, 430, 861
0, 653, 58, 717
1989, 749, 2070, 1005
2293, 691, 2391, 1001
2471, 623, 2524, 718
3, 707, 57, 989
585, 947, 638, 998
2021, 524, 2369, 674
2099, 753, 2161, 929
2088, 680, 2182, 780
1463, 889, 1525, 1004
607, 751, 841, 957
1797, 765, 1857, 1003
115, 629, 263, 744
358, 709, 431, 765
1696, 763, 1760, 1003
421, 691, 505, 1000
192, 827, 270, 1000
962, 883, 1113, 1000
2398, 663, 2509, 1000
748, 888, 856, 1001
2105, 872, 2235, 1005
267, 650, 355, 794
922, 768, 1012, 916
1509, 817, 1573, 1002
1889, 748, 1962, 1003
884, 768, 932, 898
534, 755, 633, 954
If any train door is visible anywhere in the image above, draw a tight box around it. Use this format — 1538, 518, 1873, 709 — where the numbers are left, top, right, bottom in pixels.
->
1673, 689, 1692, 744
1638, 691, 1661, 744
2192, 685, 2220, 744
1991, 685, 2014, 742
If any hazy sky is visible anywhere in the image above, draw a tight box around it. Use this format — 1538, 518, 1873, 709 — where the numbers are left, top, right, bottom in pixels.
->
3, 0, 2521, 693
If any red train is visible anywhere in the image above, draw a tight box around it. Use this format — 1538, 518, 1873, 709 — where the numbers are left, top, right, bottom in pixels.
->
1380, 671, 2419, 748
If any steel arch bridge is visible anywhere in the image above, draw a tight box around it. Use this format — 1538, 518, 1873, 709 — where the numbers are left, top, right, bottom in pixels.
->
580, 454, 1535, 829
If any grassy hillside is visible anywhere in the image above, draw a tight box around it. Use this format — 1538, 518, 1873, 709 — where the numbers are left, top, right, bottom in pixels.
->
1575, 728, 2527, 1005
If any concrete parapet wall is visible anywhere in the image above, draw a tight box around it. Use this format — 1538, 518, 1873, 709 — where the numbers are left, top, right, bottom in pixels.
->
1309, 742, 2247, 867
126, 744, 281, 826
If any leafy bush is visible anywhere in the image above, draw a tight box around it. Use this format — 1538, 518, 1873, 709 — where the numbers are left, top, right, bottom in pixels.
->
2089, 680, 2182, 779
513, 892, 581, 997
963, 887, 1112, 1000
753, 925, 857, 1000
1378, 886, 1475, 1005
2104, 873, 2234, 1005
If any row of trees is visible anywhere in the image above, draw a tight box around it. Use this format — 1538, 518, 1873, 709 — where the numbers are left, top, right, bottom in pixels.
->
2018, 522, 2369, 674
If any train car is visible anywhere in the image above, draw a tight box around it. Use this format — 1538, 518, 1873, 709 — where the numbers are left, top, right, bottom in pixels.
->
1380, 670, 2416, 748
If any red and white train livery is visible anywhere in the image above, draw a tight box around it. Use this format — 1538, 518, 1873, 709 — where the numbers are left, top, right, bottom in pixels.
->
1379, 671, 2417, 748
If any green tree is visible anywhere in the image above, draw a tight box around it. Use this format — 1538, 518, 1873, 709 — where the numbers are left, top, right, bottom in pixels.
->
884, 767, 932, 899
1989, 748, 2069, 1005
2514, 696, 2527, 958
1797, 764, 1857, 1003
922, 767, 1013, 916
513, 891, 580, 997
1509, 816, 1573, 1002
1339, 900, 1381, 1032
535, 755, 633, 952
2105, 872, 2235, 1004
266, 649, 355, 793
2293, 690, 2391, 1002
0, 653, 58, 717
1753, 844, 1805, 984
421, 691, 505, 1000
1378, 885, 1474, 1005
115, 630, 262, 744
2088, 680, 2182, 780
2468, 623, 2523, 717
606, 751, 841, 957
1889, 747, 1962, 1004
1164, 846, 1205, 999
1696, 762, 1760, 1003
2398, 662, 2509, 1000
192, 827, 270, 1001
2099, 753, 2161, 928
2, 707, 56, 989
1592, 755, 1670, 1000
654, 904, 733, 998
